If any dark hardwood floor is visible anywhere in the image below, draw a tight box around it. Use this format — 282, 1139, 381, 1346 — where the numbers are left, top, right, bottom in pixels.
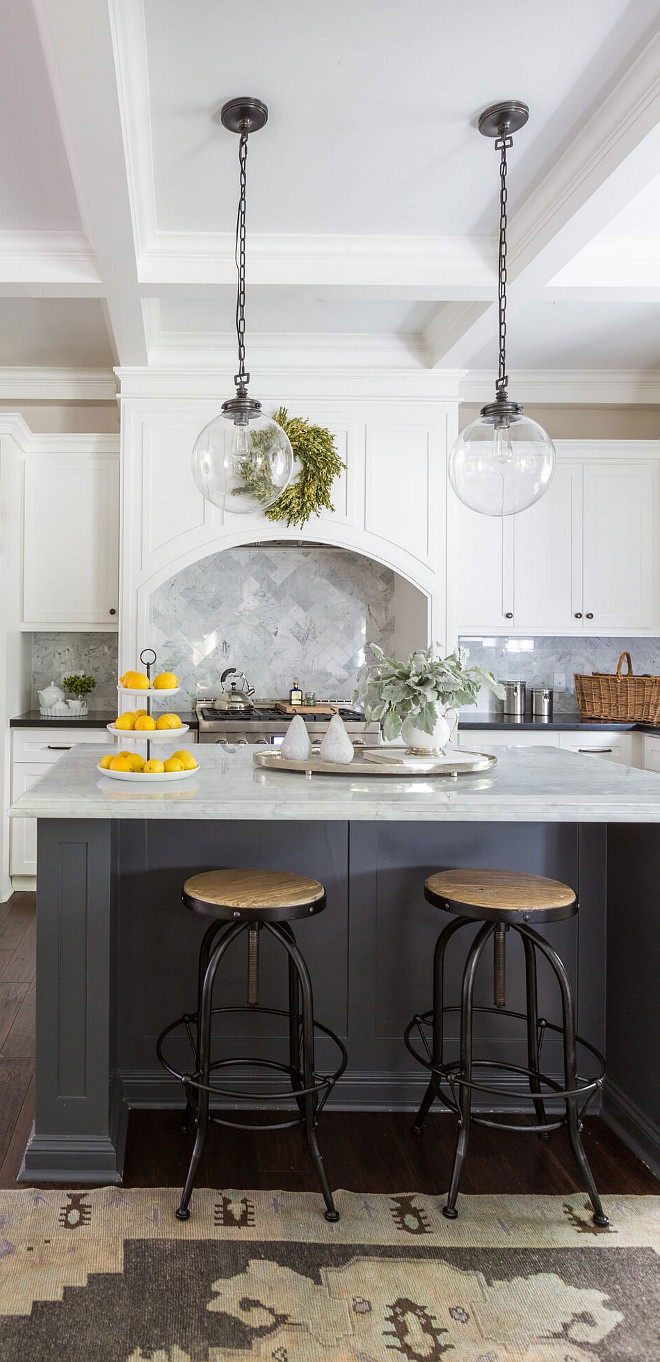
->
1, 891, 658, 1195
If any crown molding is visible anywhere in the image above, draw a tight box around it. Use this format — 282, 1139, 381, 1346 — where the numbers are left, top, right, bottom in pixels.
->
0, 368, 117, 401
115, 364, 464, 402
459, 369, 660, 405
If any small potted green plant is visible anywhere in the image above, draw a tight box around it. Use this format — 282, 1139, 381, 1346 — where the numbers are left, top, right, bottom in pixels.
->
355, 643, 504, 753
62, 673, 96, 717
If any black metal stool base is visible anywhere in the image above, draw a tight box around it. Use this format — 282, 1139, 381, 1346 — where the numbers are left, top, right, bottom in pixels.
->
157, 918, 347, 1223
405, 916, 609, 1227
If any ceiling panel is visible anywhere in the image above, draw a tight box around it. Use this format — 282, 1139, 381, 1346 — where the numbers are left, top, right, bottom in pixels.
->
158, 294, 438, 335
0, 299, 113, 366
0, 0, 82, 231
466, 300, 660, 370
143, 0, 652, 237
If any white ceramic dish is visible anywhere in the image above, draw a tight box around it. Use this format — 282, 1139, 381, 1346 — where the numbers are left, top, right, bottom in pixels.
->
106, 723, 189, 740
97, 763, 198, 782
116, 685, 180, 698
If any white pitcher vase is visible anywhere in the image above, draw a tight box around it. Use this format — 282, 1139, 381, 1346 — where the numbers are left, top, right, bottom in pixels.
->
401, 706, 459, 755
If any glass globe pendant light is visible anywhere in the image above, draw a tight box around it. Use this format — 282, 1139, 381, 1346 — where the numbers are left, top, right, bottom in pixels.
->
192, 98, 293, 514
448, 102, 555, 516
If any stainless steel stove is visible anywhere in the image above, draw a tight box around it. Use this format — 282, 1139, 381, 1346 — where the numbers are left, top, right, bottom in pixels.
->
195, 700, 380, 746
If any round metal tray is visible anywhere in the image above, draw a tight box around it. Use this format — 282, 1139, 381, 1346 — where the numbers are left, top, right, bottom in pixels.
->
253, 749, 497, 777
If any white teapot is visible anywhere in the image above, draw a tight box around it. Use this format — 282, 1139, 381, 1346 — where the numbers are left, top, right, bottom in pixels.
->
38, 680, 65, 710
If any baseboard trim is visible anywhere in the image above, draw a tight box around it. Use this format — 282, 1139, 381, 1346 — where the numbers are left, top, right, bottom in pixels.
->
11, 875, 35, 893
120, 1067, 574, 1114
602, 1078, 660, 1179
19, 1090, 129, 1184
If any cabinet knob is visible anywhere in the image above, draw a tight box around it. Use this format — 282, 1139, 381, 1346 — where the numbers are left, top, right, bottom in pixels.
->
586, 612, 594, 620
574, 612, 582, 619
504, 611, 513, 620
109, 608, 117, 615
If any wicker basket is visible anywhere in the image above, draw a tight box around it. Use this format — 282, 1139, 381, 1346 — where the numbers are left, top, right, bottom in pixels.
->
574, 651, 660, 724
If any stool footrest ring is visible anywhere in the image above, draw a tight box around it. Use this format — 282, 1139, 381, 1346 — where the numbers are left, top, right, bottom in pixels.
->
156, 1004, 347, 1126
405, 1005, 605, 1126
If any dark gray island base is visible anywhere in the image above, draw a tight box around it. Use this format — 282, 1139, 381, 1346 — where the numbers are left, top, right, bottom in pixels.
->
26, 814, 658, 1184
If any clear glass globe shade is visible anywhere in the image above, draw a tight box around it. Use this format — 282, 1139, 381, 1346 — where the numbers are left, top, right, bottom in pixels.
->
448, 413, 556, 516
192, 410, 294, 514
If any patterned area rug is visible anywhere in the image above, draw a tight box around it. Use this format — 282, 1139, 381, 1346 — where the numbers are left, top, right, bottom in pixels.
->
0, 1188, 658, 1360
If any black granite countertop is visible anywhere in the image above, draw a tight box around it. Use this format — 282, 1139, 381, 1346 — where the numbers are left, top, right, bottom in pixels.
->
10, 710, 199, 730
457, 712, 639, 732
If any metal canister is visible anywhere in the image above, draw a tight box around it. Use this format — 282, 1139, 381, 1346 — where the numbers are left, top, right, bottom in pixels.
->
531, 686, 553, 720
503, 680, 526, 718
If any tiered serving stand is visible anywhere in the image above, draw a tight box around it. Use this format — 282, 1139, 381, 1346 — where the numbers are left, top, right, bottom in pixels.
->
99, 648, 195, 783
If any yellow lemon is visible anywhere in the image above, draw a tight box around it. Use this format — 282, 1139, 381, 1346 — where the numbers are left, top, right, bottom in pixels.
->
134, 709, 148, 718
153, 671, 179, 690
99, 753, 114, 769
155, 712, 182, 730
134, 714, 156, 731
109, 754, 133, 772
116, 750, 134, 759
172, 749, 198, 770
115, 711, 137, 730
143, 758, 165, 774
163, 757, 184, 773
129, 753, 145, 772
120, 670, 150, 690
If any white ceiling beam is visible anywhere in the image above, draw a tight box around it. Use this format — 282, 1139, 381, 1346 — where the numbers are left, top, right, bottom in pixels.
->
427, 19, 660, 368
0, 231, 102, 296
32, 0, 147, 364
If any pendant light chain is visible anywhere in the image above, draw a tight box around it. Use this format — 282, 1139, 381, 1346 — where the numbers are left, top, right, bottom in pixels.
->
234, 129, 249, 392
495, 130, 513, 398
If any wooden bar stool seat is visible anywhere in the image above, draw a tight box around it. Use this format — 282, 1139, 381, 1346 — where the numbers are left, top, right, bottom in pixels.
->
157, 866, 346, 1223
405, 865, 608, 1226
424, 868, 577, 924
183, 868, 326, 921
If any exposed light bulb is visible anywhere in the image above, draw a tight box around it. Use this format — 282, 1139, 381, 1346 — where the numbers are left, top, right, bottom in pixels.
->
493, 423, 513, 465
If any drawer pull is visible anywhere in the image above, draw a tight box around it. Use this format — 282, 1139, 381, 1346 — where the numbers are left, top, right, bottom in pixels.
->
578, 747, 613, 754
47, 745, 71, 751
504, 611, 513, 620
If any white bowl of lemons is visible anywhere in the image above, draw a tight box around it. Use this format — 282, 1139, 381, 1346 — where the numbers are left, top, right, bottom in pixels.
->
98, 749, 199, 781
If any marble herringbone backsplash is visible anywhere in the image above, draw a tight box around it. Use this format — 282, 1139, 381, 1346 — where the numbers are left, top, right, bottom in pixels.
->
459, 635, 660, 712
150, 546, 396, 706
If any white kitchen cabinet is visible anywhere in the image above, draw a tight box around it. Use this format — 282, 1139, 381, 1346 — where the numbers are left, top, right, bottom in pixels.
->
557, 731, 640, 766
11, 727, 108, 880
10, 762, 50, 877
22, 443, 119, 630
581, 462, 655, 632
642, 735, 660, 773
512, 463, 582, 631
451, 445, 660, 637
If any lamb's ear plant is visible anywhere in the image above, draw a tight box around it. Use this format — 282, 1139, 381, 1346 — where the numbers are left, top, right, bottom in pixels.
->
355, 643, 505, 742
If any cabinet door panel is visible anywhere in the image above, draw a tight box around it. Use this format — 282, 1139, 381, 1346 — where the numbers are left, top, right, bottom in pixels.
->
582, 462, 656, 631
513, 463, 582, 631
23, 456, 119, 627
451, 492, 506, 630
365, 425, 437, 564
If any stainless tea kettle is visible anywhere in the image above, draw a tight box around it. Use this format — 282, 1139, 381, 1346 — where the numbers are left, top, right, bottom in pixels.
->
215, 667, 255, 712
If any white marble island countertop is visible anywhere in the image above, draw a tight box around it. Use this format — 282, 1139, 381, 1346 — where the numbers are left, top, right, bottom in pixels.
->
9, 743, 660, 822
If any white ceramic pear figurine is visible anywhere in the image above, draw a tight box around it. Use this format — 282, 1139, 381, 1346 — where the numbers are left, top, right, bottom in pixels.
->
319, 713, 355, 764
281, 713, 312, 761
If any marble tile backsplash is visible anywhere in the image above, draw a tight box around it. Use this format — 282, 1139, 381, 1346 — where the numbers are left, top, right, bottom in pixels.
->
459, 635, 660, 713
32, 633, 119, 708
150, 546, 396, 707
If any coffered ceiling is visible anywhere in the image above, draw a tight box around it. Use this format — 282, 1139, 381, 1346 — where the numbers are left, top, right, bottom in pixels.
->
4, 0, 660, 399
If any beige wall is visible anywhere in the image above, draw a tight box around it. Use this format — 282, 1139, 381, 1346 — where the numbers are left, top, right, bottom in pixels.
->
459, 405, 660, 439
0, 402, 119, 433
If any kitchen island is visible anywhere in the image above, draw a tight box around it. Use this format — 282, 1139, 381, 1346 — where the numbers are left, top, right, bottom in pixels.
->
9, 744, 660, 1183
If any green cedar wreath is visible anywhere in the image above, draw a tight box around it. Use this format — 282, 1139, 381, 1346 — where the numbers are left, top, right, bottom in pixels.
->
236, 406, 346, 529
